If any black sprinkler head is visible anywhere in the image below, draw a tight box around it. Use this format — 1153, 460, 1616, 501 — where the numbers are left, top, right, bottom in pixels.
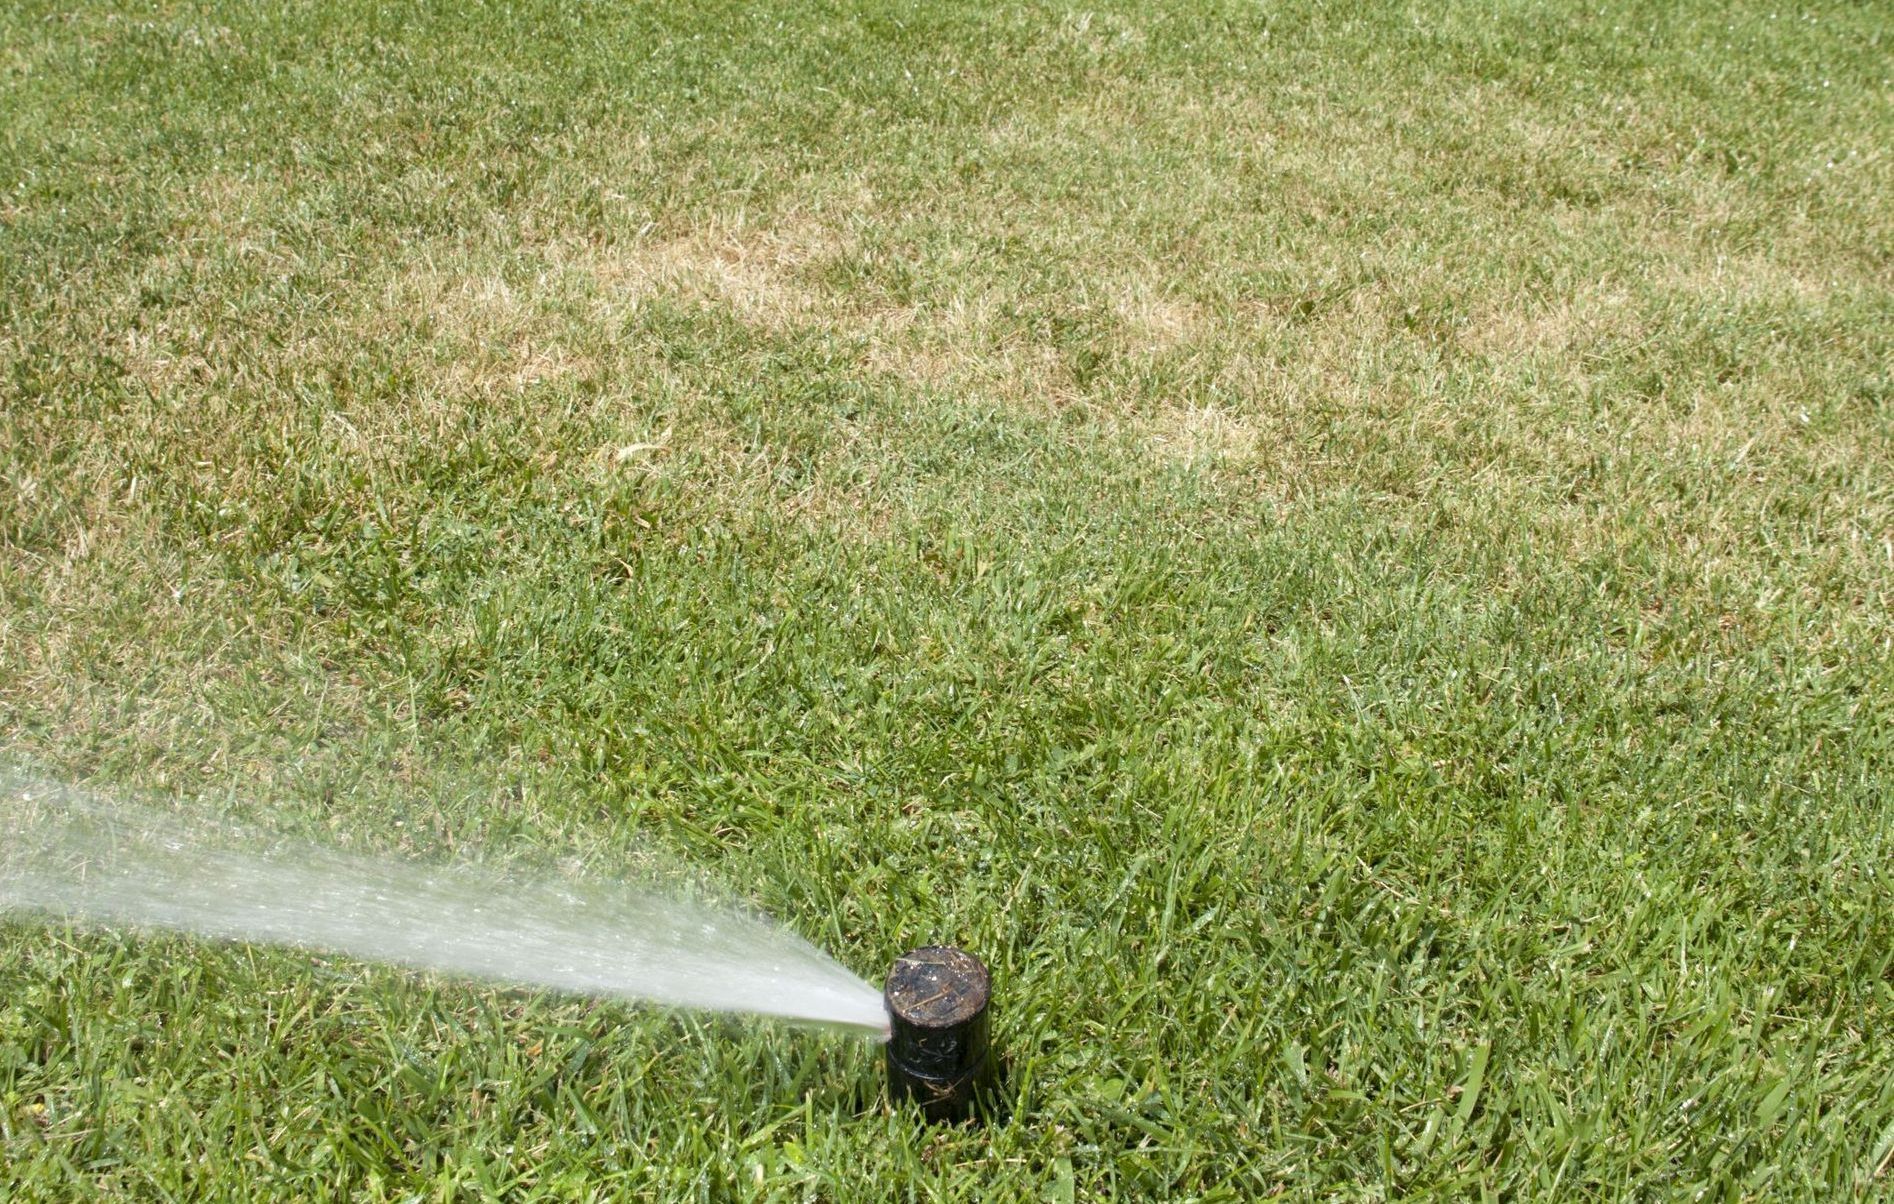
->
883, 946, 997, 1123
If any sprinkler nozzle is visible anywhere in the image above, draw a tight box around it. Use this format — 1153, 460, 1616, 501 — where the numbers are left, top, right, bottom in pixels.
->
883, 946, 996, 1122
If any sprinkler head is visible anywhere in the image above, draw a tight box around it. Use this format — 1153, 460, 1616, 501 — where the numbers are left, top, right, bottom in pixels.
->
883, 946, 997, 1123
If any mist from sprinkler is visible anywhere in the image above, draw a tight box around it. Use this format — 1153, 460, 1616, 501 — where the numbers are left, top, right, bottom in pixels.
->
1, 769, 998, 1121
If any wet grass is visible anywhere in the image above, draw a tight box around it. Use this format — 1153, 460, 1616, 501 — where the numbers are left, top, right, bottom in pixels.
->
3, 0, 1893, 1198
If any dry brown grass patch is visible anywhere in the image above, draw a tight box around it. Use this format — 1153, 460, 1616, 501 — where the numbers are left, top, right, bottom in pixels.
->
1459, 285, 1639, 363
1141, 404, 1262, 469
1112, 285, 1204, 354
561, 218, 848, 327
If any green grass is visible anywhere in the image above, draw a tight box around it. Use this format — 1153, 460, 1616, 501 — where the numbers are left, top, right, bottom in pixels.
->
3, 0, 1892, 1197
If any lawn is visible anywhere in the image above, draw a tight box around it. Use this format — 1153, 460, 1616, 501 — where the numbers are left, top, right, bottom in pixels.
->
2, 0, 1891, 1198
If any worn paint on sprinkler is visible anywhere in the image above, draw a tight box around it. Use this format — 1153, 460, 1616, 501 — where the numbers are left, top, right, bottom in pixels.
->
884, 946, 997, 1122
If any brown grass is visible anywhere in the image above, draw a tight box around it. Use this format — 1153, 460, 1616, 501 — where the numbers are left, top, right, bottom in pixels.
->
564, 218, 844, 326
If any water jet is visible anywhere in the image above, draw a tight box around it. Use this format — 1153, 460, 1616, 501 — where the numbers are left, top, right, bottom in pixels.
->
4, 772, 1020, 1122
0, 772, 888, 1032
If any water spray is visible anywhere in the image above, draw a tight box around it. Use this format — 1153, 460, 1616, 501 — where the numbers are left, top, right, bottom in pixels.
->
882, 946, 997, 1122
3, 772, 1013, 1122
0, 773, 888, 1031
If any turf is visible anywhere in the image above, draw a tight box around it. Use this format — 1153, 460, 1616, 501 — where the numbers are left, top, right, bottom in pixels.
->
2, 0, 1892, 1197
